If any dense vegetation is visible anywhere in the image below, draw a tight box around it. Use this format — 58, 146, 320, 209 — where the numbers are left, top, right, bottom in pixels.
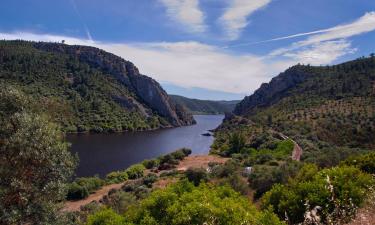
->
86, 181, 284, 225
0, 40, 194, 133
170, 95, 239, 115
66, 148, 192, 200
214, 55, 375, 164
0, 86, 76, 224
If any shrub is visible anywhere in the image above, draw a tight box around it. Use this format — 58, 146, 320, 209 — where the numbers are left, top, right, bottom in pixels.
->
262, 166, 374, 224
123, 181, 284, 225
171, 150, 186, 160
126, 164, 145, 179
143, 173, 158, 187
67, 182, 89, 200
76, 176, 105, 193
181, 148, 192, 156
106, 171, 128, 184
142, 159, 159, 169
86, 208, 126, 225
341, 152, 375, 173
185, 167, 208, 186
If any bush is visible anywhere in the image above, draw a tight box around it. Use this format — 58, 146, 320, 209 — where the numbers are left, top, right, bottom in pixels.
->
123, 181, 284, 225
262, 166, 374, 224
185, 168, 208, 186
67, 182, 89, 200
181, 148, 192, 156
76, 176, 105, 193
86, 208, 126, 225
341, 152, 375, 173
143, 173, 158, 187
106, 171, 129, 184
142, 159, 159, 169
171, 150, 186, 160
126, 164, 145, 179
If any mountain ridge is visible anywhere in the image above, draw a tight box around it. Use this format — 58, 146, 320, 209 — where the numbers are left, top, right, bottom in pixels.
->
170, 95, 239, 115
0, 40, 195, 132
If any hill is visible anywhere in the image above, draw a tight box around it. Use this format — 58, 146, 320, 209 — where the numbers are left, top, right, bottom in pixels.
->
170, 95, 239, 114
212, 56, 375, 165
0, 40, 195, 132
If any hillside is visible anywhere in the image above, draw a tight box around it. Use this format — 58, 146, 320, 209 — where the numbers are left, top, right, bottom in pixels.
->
213, 56, 375, 164
0, 40, 195, 132
170, 95, 239, 114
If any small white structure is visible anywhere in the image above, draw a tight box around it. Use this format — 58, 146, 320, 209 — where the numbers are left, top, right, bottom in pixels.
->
243, 167, 252, 176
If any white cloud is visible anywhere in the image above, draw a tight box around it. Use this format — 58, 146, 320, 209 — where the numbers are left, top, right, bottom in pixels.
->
159, 0, 206, 33
268, 12, 375, 65
219, 0, 272, 40
281, 40, 356, 65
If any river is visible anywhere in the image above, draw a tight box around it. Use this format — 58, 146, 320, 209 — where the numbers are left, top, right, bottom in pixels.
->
68, 115, 224, 177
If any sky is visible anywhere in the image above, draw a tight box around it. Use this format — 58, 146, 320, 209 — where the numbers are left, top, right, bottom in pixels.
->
1, 0, 375, 100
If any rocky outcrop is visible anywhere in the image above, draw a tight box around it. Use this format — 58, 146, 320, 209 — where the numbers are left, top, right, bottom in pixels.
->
234, 66, 312, 115
33, 42, 195, 126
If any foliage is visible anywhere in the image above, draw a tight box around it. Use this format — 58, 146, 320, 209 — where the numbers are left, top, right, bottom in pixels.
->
341, 152, 375, 174
0, 86, 76, 224
170, 95, 239, 115
0, 40, 189, 133
143, 173, 158, 188
185, 168, 208, 186
213, 56, 375, 160
262, 165, 374, 224
66, 182, 89, 200
106, 171, 129, 184
86, 208, 127, 225
249, 161, 302, 199
126, 164, 146, 180
123, 181, 284, 225
67, 176, 105, 200
142, 159, 160, 169
158, 148, 192, 170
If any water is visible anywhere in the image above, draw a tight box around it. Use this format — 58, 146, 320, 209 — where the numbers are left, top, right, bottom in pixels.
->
67, 115, 224, 177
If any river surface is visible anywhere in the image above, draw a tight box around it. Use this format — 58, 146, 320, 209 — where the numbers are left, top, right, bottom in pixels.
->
68, 115, 224, 177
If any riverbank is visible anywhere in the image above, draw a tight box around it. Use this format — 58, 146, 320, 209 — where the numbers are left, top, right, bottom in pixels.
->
63, 154, 228, 212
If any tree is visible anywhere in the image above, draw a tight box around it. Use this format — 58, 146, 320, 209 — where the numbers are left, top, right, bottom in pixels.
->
87, 181, 284, 225
0, 86, 76, 225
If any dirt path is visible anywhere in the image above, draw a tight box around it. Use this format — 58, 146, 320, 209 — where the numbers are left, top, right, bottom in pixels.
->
276, 131, 303, 161
63, 155, 227, 212
62, 182, 125, 212
176, 155, 228, 171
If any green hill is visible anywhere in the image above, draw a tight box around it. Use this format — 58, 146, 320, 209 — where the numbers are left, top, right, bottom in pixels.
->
0, 40, 195, 133
212, 55, 375, 164
170, 95, 240, 115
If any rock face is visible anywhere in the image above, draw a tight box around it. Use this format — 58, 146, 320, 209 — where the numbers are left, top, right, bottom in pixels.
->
33, 42, 195, 126
234, 66, 312, 115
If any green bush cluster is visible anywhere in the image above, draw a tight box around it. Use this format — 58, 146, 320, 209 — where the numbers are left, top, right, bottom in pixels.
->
341, 152, 375, 173
67, 176, 105, 200
86, 181, 284, 225
106, 164, 146, 184
262, 165, 374, 224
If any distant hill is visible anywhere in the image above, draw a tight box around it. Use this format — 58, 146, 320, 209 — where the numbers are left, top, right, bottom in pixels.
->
0, 40, 195, 132
213, 56, 375, 161
170, 95, 240, 115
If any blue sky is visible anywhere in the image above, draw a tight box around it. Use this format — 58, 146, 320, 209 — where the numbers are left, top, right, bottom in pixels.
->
1, 0, 375, 100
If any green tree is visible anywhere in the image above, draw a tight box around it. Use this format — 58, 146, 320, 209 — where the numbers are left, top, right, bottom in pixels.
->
123, 181, 284, 225
0, 86, 76, 225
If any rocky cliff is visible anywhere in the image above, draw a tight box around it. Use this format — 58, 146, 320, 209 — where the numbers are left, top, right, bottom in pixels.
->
0, 40, 194, 132
234, 65, 312, 115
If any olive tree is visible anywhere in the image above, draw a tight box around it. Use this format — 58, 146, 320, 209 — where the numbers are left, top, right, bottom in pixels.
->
0, 86, 76, 224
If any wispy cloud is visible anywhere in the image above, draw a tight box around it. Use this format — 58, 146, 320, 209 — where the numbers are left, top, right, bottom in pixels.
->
159, 0, 206, 33
267, 12, 375, 64
226, 11, 375, 48
219, 0, 272, 40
